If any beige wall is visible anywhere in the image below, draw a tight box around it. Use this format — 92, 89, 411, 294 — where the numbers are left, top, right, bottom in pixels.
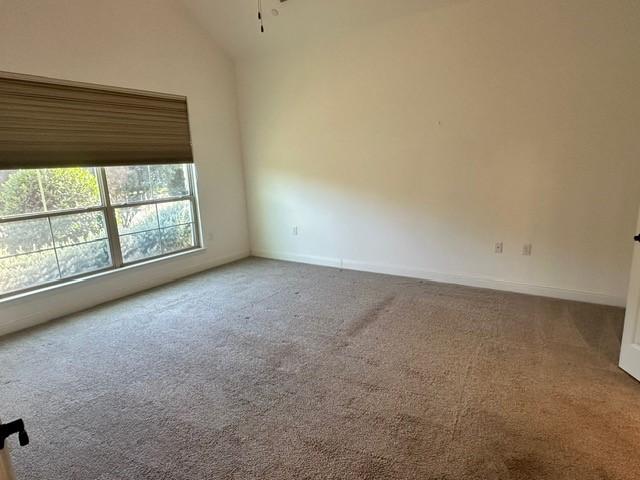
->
0, 0, 250, 334
237, 0, 640, 306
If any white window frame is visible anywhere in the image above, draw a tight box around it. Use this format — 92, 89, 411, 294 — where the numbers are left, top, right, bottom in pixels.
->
0, 164, 201, 299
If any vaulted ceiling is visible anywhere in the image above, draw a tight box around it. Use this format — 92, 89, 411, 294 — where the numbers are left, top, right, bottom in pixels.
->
181, 0, 464, 59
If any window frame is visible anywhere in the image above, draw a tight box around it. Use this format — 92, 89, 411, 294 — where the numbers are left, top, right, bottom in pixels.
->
0, 164, 202, 299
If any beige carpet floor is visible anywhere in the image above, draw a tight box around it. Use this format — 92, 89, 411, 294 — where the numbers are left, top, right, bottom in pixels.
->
1, 257, 639, 479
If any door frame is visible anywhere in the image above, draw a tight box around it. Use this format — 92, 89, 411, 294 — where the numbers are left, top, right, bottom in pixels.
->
619, 215, 640, 380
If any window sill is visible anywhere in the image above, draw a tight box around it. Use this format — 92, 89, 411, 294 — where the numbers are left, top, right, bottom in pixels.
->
0, 246, 207, 305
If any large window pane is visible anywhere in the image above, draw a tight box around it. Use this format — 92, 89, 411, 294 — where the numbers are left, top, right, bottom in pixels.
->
0, 250, 60, 294
157, 200, 192, 228
0, 218, 53, 257
150, 164, 189, 199
116, 200, 196, 263
109, 165, 196, 265
50, 211, 112, 277
115, 205, 159, 235
120, 230, 162, 263
0, 211, 113, 295
105, 164, 189, 204
104, 166, 152, 204
161, 224, 195, 254
0, 168, 101, 217
0, 170, 41, 217
50, 211, 108, 247
57, 240, 111, 277
41, 168, 101, 212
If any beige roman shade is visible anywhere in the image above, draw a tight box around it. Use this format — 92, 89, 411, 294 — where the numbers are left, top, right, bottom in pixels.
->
0, 72, 193, 169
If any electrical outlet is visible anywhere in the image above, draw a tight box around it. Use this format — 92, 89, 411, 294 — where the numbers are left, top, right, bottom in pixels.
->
523, 244, 532, 256
292, 226, 299, 236
495, 242, 503, 254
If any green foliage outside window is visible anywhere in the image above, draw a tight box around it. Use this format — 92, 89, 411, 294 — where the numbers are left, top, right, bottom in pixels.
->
0, 165, 195, 295
0, 168, 100, 217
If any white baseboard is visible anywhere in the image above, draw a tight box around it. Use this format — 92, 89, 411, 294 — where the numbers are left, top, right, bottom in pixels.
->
252, 250, 626, 307
0, 249, 250, 337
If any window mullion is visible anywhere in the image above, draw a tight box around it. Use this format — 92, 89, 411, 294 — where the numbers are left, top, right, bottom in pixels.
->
97, 167, 124, 268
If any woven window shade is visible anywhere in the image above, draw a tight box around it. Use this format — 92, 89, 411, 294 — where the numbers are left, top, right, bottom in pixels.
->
0, 72, 193, 169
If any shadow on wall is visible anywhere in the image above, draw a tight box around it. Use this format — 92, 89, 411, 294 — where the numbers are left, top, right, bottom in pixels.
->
241, 0, 640, 298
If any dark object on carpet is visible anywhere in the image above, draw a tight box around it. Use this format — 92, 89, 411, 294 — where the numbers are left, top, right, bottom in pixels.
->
1, 257, 638, 479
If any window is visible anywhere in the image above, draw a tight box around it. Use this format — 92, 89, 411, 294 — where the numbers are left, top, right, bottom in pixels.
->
0, 164, 200, 297
0, 72, 198, 297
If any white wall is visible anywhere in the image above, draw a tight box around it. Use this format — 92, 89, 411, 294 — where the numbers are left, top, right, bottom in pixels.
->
0, 0, 250, 335
237, 0, 640, 307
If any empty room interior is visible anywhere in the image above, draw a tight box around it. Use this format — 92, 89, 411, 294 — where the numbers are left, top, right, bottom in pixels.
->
1, 0, 640, 478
